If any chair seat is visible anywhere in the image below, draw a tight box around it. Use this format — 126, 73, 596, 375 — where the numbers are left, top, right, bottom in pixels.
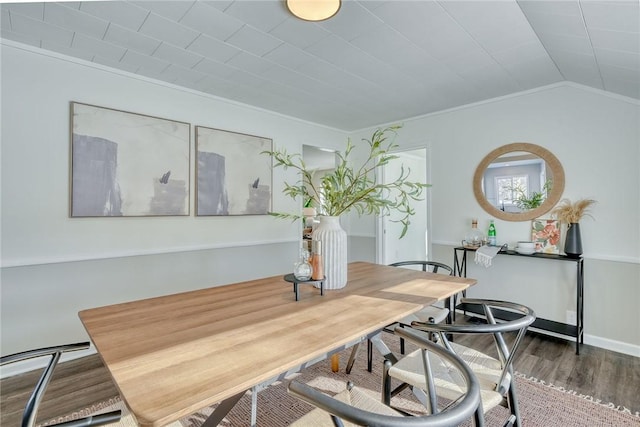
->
388, 344, 504, 413
290, 385, 402, 426
449, 342, 511, 391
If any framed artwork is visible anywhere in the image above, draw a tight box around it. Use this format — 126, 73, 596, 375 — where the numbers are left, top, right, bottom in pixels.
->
70, 102, 190, 217
195, 126, 272, 216
531, 218, 560, 254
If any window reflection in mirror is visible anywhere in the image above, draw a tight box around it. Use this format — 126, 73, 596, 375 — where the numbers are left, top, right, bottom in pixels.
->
482, 152, 552, 213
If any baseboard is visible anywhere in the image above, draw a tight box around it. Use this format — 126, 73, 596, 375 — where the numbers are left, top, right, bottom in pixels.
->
584, 334, 640, 357
455, 309, 639, 357
0, 347, 98, 379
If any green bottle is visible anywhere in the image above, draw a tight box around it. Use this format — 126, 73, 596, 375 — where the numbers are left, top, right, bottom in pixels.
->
488, 220, 497, 246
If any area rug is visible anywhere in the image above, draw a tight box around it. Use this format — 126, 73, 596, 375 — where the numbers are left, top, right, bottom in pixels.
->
42, 337, 639, 427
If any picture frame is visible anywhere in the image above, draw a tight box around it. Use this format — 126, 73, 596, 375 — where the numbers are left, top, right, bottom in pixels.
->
531, 218, 560, 254
195, 126, 272, 216
70, 102, 191, 217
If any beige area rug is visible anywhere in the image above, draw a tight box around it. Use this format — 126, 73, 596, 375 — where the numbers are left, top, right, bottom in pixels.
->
42, 336, 639, 427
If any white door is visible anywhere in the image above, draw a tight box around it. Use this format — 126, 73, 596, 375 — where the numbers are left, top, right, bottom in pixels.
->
378, 148, 429, 265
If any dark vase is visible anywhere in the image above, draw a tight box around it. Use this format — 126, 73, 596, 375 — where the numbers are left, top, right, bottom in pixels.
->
564, 222, 583, 258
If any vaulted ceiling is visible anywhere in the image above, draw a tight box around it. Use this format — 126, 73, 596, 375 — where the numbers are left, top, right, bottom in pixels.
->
2, 1, 638, 131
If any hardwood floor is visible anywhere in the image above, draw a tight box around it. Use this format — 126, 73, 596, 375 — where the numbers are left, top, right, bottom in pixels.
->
1, 354, 118, 426
1, 326, 638, 426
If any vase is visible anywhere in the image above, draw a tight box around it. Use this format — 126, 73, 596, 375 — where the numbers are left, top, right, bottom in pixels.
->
312, 216, 347, 289
564, 222, 583, 258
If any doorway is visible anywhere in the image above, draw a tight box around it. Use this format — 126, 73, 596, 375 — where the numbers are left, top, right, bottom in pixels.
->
302, 145, 337, 211
377, 148, 429, 265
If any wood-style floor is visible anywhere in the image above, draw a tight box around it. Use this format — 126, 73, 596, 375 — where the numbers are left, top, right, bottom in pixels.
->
1, 325, 638, 426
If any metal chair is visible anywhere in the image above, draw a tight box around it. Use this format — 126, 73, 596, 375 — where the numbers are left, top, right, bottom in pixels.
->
346, 261, 452, 374
383, 299, 535, 427
1, 342, 121, 427
289, 327, 484, 426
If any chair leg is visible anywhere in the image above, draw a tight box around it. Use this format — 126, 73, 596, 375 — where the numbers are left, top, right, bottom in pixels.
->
367, 339, 373, 372
330, 415, 346, 427
382, 359, 392, 406
399, 323, 405, 354
507, 379, 522, 427
473, 408, 485, 427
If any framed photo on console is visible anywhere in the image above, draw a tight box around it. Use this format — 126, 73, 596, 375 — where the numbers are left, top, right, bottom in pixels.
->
531, 218, 560, 254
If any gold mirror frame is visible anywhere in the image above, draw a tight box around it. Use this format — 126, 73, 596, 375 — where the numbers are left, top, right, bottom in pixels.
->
473, 143, 565, 222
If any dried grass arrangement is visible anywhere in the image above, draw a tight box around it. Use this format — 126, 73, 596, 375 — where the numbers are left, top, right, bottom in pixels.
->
550, 198, 597, 223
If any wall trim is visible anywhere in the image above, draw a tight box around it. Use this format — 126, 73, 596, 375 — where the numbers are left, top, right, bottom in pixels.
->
7, 238, 633, 268
349, 233, 376, 239
1, 238, 299, 268
432, 241, 640, 265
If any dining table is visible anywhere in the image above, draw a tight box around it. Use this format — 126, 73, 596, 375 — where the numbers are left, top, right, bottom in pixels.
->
78, 261, 475, 427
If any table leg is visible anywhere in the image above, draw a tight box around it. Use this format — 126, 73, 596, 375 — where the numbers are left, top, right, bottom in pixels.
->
200, 391, 246, 427
345, 342, 360, 374
294, 283, 299, 301
251, 389, 258, 427
576, 259, 584, 355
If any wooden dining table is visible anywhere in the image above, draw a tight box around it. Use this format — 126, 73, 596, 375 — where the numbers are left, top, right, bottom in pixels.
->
79, 261, 475, 427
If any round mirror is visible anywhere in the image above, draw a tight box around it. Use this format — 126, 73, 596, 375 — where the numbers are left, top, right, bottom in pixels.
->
473, 143, 564, 222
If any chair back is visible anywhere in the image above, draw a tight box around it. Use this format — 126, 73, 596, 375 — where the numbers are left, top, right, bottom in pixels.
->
289, 327, 483, 426
1, 342, 121, 427
389, 261, 454, 276
411, 298, 536, 394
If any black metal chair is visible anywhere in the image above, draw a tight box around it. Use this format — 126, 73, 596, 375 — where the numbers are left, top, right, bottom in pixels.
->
383, 299, 536, 427
289, 327, 484, 426
346, 261, 453, 374
1, 342, 121, 427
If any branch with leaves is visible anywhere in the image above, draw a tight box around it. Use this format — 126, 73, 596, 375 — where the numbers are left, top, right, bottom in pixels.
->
509, 179, 553, 210
262, 125, 430, 238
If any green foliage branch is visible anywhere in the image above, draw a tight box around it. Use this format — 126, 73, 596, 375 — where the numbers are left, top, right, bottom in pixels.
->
510, 179, 552, 210
262, 125, 430, 238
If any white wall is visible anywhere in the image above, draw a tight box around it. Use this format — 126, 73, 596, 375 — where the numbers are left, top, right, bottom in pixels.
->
2, 42, 638, 366
356, 84, 640, 355
0, 42, 349, 359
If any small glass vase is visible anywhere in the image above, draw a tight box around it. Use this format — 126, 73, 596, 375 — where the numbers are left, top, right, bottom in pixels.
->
464, 219, 485, 248
293, 249, 312, 281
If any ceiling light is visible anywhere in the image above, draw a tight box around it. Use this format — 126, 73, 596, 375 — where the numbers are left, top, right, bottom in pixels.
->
286, 0, 341, 22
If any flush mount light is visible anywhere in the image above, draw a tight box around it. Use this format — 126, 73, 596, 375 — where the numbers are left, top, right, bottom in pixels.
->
286, 0, 341, 22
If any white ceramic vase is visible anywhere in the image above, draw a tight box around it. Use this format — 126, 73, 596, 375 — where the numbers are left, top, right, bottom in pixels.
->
312, 216, 347, 289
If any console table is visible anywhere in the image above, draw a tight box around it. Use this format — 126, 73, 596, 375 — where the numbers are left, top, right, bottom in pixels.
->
453, 246, 584, 355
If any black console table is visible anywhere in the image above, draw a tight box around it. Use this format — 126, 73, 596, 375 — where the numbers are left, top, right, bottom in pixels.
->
453, 246, 585, 355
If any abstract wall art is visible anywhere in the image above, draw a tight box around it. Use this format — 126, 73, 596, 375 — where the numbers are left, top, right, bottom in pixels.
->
195, 126, 272, 216
70, 102, 190, 217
